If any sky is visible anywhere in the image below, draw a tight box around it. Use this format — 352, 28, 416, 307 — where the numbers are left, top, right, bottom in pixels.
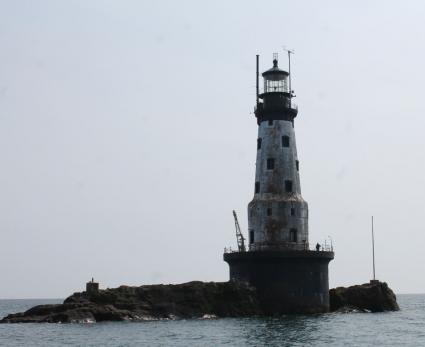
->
1, 0, 425, 298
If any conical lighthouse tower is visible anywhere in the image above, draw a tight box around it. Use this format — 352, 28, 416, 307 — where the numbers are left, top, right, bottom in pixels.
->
248, 54, 308, 251
224, 54, 334, 314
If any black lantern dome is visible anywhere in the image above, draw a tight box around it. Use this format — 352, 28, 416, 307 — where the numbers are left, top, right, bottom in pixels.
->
255, 56, 297, 124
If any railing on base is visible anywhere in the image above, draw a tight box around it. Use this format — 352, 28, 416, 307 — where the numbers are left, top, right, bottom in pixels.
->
224, 242, 333, 254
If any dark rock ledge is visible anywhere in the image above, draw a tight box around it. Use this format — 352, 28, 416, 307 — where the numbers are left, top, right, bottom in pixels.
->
1, 281, 261, 323
0, 280, 398, 323
330, 281, 400, 312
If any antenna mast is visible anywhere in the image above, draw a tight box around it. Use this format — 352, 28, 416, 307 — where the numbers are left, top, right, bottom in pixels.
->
256, 55, 259, 107
283, 47, 294, 97
372, 216, 376, 281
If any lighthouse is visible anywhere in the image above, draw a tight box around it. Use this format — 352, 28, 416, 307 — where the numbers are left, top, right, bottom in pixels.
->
224, 53, 334, 314
248, 53, 307, 251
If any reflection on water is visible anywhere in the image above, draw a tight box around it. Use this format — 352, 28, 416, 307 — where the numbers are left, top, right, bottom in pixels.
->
242, 315, 314, 345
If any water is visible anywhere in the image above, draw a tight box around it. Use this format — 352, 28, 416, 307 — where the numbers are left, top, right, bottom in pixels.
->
0, 295, 424, 346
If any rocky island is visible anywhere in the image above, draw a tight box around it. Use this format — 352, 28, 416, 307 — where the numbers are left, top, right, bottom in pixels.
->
1, 281, 262, 323
0, 280, 399, 323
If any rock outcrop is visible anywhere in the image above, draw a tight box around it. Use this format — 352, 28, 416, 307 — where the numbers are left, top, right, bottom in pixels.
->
329, 281, 399, 312
0, 281, 262, 323
1, 280, 399, 323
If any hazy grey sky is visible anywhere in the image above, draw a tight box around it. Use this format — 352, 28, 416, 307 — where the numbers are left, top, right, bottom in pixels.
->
1, 0, 425, 298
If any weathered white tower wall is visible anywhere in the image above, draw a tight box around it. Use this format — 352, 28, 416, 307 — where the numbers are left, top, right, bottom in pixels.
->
248, 119, 308, 250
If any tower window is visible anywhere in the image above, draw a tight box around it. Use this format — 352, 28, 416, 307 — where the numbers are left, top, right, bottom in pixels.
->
290, 228, 298, 242
282, 136, 290, 147
255, 182, 260, 194
296, 160, 299, 171
291, 208, 295, 216
285, 180, 293, 193
267, 158, 275, 170
268, 120, 273, 126
267, 208, 272, 216
249, 230, 254, 244
257, 138, 262, 150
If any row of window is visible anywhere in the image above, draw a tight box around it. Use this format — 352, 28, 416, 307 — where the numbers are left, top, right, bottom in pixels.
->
263, 158, 299, 171
266, 207, 295, 216
266, 119, 294, 127
249, 228, 298, 244
257, 136, 290, 150
255, 180, 293, 194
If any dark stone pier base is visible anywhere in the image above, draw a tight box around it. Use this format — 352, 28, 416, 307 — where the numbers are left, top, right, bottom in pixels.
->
223, 250, 334, 314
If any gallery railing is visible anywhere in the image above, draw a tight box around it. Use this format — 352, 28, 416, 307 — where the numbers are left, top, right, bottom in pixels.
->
224, 242, 333, 254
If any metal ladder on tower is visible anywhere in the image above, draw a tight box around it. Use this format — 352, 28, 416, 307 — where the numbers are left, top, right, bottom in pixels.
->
233, 210, 246, 252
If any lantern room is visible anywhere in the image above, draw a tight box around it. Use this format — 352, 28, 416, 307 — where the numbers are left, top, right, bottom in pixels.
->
262, 55, 289, 94
254, 53, 298, 124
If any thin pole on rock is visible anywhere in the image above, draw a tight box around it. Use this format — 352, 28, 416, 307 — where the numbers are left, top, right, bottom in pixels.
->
372, 216, 376, 281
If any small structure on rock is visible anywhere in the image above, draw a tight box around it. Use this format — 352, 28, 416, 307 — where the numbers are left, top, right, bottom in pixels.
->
86, 278, 99, 295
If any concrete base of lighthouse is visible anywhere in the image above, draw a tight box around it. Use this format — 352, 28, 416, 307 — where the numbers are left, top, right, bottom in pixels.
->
223, 250, 334, 314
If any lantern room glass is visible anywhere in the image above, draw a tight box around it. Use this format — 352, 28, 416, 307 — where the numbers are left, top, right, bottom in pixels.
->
264, 78, 288, 93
